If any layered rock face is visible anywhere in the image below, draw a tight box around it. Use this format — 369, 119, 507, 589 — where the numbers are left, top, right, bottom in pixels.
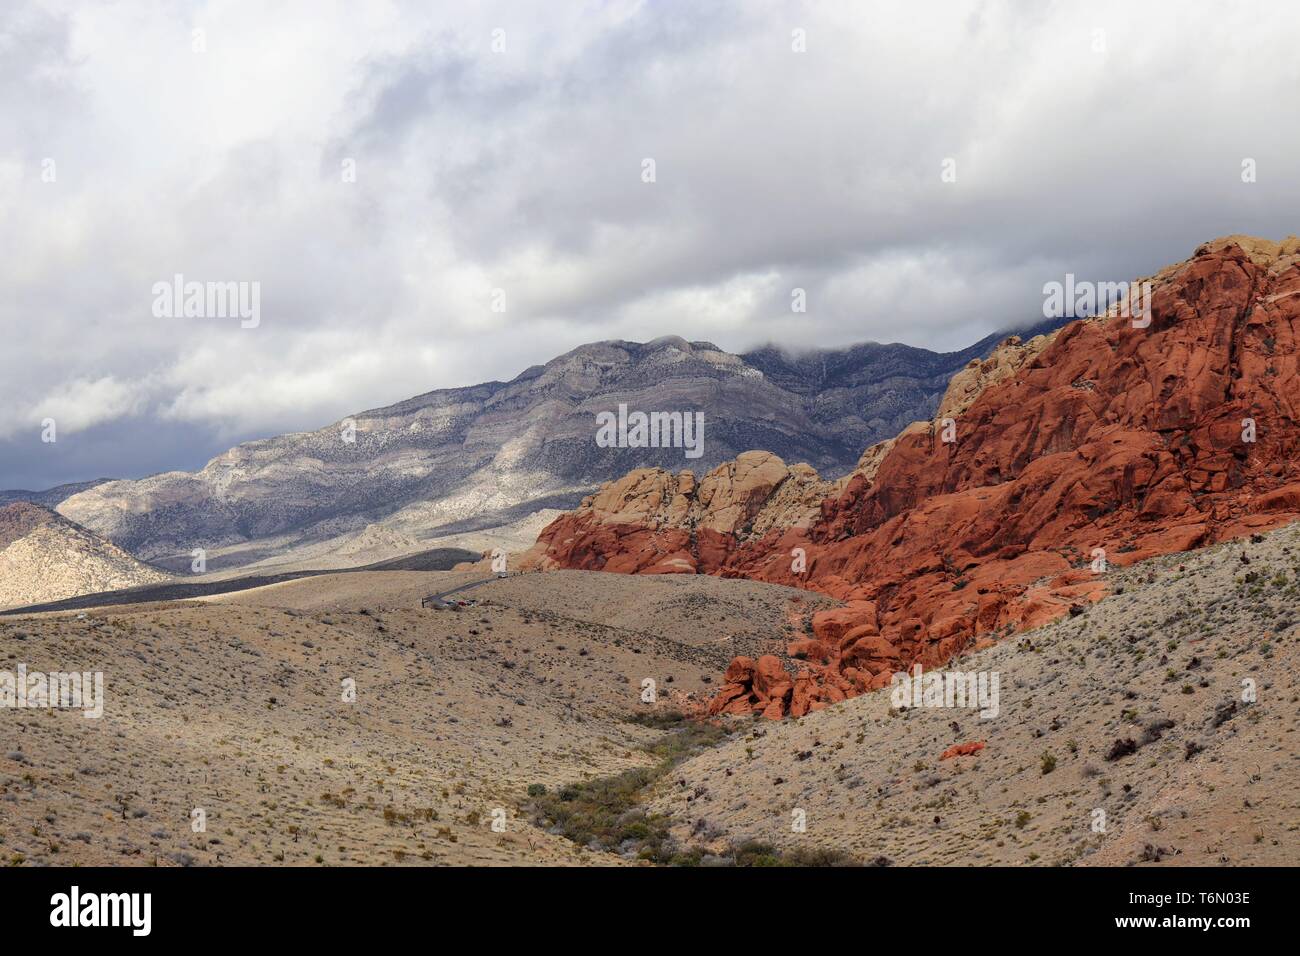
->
533, 238, 1300, 717
520, 450, 835, 574
0, 503, 172, 609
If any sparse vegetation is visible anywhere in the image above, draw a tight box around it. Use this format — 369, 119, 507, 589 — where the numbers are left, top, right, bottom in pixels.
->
526, 711, 736, 865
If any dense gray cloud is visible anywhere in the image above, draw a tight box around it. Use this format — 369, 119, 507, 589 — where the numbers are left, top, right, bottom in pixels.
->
2, 0, 1298, 488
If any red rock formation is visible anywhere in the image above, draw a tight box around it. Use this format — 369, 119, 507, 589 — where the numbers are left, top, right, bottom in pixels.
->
940, 741, 986, 760
518, 450, 834, 574
535, 237, 1300, 716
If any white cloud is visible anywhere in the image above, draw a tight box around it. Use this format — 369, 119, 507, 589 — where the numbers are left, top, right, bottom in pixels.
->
5, 375, 147, 439
2, 0, 1298, 486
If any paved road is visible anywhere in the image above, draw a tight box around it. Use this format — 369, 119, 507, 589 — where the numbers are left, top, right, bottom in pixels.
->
1, 546, 481, 616
420, 574, 511, 608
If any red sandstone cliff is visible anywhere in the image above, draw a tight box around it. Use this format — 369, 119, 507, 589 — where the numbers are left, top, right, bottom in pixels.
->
531, 236, 1300, 716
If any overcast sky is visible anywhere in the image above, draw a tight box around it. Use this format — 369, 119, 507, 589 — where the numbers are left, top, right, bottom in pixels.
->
2, 0, 1298, 489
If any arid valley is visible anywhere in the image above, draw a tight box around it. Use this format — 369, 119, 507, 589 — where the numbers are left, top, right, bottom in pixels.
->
3, 529, 1296, 868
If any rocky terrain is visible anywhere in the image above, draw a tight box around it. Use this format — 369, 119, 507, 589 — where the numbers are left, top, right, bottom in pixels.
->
530, 236, 1300, 716
648, 521, 1300, 867
0, 503, 171, 610
519, 331, 1058, 577
519, 451, 838, 575
48, 326, 1060, 573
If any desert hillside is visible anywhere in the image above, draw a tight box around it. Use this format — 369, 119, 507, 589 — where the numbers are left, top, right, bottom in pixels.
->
0, 503, 171, 609
649, 520, 1300, 866
0, 570, 816, 865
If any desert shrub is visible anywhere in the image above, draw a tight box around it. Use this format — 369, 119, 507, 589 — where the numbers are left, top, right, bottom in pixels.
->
727, 840, 859, 867
1105, 738, 1138, 762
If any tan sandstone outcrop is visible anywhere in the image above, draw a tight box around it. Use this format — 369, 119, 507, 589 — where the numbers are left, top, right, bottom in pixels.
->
937, 332, 1057, 421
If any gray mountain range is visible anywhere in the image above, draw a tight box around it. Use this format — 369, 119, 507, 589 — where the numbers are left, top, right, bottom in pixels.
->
18, 321, 1062, 569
